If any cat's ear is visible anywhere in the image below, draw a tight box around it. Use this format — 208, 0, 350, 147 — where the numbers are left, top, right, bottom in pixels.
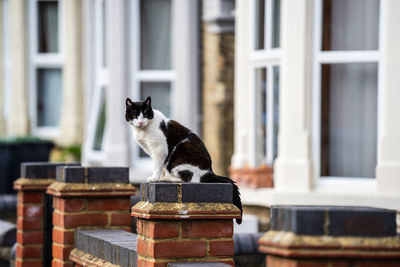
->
144, 96, 151, 106
126, 98, 134, 108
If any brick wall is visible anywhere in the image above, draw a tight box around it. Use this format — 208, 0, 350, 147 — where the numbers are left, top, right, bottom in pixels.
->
47, 166, 136, 267
132, 183, 241, 267
202, 28, 235, 177
259, 206, 400, 267
14, 162, 79, 267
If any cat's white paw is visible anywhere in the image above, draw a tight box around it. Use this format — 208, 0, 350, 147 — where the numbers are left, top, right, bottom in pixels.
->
147, 176, 160, 183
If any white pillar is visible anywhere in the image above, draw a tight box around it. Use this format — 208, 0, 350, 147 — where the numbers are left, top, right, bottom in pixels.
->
8, 0, 29, 136
273, 0, 314, 192
59, 0, 83, 146
231, 0, 251, 168
172, 0, 199, 133
103, 0, 129, 166
0, 1, 5, 136
376, 0, 400, 195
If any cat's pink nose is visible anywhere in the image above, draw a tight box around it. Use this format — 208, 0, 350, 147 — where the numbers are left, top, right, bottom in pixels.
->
138, 122, 143, 126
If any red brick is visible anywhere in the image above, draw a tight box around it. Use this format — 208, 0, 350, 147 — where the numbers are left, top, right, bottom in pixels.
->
17, 231, 43, 245
87, 197, 131, 211
353, 262, 400, 267
111, 212, 131, 226
17, 204, 44, 217
17, 217, 42, 231
51, 260, 73, 267
55, 198, 85, 212
138, 220, 178, 239
52, 243, 74, 261
18, 192, 42, 204
15, 259, 42, 267
52, 228, 75, 244
136, 258, 168, 267
181, 220, 233, 238
209, 240, 234, 256
53, 212, 108, 228
138, 238, 207, 258
16, 244, 42, 259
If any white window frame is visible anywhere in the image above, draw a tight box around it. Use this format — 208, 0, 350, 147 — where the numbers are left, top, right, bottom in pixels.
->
129, 0, 177, 173
84, 0, 109, 164
28, 0, 64, 139
312, 0, 384, 190
2, 0, 11, 123
249, 0, 281, 167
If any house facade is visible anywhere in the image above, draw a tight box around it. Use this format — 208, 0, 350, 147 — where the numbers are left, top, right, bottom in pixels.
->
233, 0, 400, 215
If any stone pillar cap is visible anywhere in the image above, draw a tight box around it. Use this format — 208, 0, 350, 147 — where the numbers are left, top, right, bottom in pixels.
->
132, 183, 241, 220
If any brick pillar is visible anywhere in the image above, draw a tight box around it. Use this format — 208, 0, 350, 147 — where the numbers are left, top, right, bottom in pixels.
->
13, 162, 79, 267
132, 183, 241, 267
47, 166, 136, 267
259, 206, 400, 267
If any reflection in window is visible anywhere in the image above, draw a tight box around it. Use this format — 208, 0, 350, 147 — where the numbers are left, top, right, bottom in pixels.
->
254, 0, 265, 50
93, 90, 106, 151
256, 68, 267, 160
272, 66, 279, 160
320, 63, 377, 178
38, 1, 59, 53
271, 0, 280, 48
140, 0, 171, 70
322, 0, 379, 51
101, 0, 107, 67
37, 68, 62, 127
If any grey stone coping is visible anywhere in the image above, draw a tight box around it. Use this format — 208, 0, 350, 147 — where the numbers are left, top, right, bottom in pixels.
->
56, 166, 129, 184
141, 183, 233, 204
75, 229, 137, 267
168, 264, 231, 267
21, 162, 80, 179
271, 206, 397, 237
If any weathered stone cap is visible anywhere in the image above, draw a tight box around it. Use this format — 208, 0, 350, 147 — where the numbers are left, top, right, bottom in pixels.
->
56, 166, 129, 184
271, 205, 397, 237
75, 229, 137, 267
21, 162, 80, 179
141, 183, 233, 204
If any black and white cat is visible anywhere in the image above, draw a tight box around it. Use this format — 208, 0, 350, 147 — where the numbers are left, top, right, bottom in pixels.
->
125, 96, 242, 223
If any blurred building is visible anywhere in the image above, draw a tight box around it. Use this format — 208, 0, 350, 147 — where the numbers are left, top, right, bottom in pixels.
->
1, 0, 400, 217
232, 0, 400, 214
0, 0, 235, 183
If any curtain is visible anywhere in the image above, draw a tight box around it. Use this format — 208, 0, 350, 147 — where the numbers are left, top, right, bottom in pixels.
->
38, 1, 58, 53
140, 0, 171, 70
37, 69, 62, 127
324, 63, 377, 178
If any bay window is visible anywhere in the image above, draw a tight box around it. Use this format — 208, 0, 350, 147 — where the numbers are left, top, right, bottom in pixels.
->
250, 0, 281, 167
29, 0, 63, 138
313, 0, 381, 179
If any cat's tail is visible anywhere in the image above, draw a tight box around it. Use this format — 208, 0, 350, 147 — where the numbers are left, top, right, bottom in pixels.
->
201, 174, 242, 224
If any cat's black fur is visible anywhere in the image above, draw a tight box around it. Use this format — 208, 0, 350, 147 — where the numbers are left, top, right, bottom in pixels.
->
126, 97, 242, 224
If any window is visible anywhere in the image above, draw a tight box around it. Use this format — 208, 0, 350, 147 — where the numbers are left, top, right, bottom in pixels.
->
130, 0, 174, 162
314, 0, 380, 179
85, 0, 109, 162
29, 0, 63, 138
250, 0, 281, 166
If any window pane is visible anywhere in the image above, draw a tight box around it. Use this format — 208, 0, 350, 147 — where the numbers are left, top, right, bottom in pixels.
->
254, 0, 265, 50
101, 0, 107, 68
139, 82, 171, 157
37, 68, 62, 126
320, 63, 377, 178
140, 0, 171, 70
38, 1, 59, 53
271, 0, 281, 48
255, 68, 267, 161
93, 90, 106, 151
322, 0, 379, 51
273, 66, 280, 160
